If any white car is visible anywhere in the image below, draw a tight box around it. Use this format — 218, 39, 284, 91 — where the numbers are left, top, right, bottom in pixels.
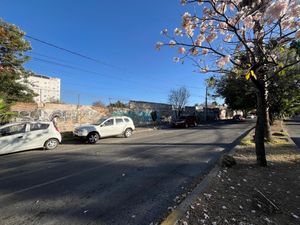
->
73, 116, 135, 144
0, 121, 62, 155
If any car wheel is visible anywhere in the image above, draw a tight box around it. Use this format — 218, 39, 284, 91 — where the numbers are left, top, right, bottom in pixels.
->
124, 128, 133, 138
87, 132, 100, 144
44, 138, 59, 150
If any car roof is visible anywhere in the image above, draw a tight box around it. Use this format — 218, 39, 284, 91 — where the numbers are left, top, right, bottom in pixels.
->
0, 121, 52, 128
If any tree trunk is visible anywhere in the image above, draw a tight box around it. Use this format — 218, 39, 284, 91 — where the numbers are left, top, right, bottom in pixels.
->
254, 78, 268, 167
264, 78, 272, 141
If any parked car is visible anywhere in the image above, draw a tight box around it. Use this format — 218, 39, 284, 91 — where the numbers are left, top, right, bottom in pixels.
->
232, 114, 245, 121
0, 121, 61, 155
172, 115, 198, 128
73, 116, 135, 144
246, 114, 256, 119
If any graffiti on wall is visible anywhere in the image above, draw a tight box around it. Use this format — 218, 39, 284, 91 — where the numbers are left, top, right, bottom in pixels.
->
111, 110, 161, 126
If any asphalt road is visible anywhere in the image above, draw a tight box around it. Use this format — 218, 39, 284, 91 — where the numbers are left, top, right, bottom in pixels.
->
284, 116, 300, 149
0, 120, 254, 225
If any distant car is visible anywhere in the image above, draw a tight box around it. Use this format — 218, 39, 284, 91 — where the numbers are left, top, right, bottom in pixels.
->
233, 115, 245, 121
73, 116, 135, 144
172, 115, 198, 128
0, 121, 62, 155
247, 114, 256, 119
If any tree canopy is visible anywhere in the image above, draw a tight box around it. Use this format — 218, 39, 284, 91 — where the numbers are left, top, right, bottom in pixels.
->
0, 19, 36, 104
158, 0, 300, 166
108, 101, 127, 108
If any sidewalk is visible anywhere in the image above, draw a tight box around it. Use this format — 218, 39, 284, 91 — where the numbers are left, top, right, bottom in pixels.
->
162, 121, 300, 225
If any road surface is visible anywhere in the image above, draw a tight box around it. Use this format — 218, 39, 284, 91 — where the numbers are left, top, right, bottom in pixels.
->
0, 120, 253, 225
284, 116, 300, 149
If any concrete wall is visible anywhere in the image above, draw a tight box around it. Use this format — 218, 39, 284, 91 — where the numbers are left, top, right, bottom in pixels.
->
10, 101, 209, 131
11, 102, 108, 132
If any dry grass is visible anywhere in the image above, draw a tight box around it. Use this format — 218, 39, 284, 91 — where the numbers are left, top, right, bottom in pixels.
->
177, 121, 300, 225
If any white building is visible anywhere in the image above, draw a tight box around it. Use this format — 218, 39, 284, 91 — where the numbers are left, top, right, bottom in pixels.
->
24, 74, 61, 103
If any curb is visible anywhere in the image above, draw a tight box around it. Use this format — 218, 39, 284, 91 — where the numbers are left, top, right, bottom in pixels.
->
281, 120, 299, 151
160, 125, 255, 225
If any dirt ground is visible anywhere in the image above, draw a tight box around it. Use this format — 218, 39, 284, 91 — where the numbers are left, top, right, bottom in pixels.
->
177, 121, 300, 225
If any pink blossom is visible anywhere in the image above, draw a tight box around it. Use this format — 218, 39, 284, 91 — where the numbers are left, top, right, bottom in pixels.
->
232, 0, 242, 5
178, 47, 186, 54
224, 55, 231, 63
229, 3, 235, 11
186, 27, 194, 37
202, 49, 209, 55
206, 32, 218, 43
190, 48, 199, 56
182, 12, 192, 29
200, 23, 207, 33
265, 0, 289, 23
174, 28, 183, 36
219, 22, 227, 30
217, 55, 231, 68
281, 19, 292, 30
218, 22, 227, 34
287, 1, 300, 18
228, 17, 237, 26
203, 7, 210, 15
254, 30, 264, 40
253, 12, 262, 21
169, 40, 176, 47
224, 34, 233, 42
217, 58, 226, 68
195, 34, 205, 46
243, 15, 255, 29
155, 42, 163, 50
216, 3, 227, 14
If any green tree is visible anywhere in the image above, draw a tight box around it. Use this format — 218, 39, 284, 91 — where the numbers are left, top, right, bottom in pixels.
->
108, 100, 127, 108
0, 19, 36, 104
216, 73, 257, 115
92, 100, 106, 107
0, 98, 16, 124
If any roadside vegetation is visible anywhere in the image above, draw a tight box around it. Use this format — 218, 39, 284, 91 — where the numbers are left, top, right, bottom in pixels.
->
0, 19, 35, 123
177, 120, 300, 225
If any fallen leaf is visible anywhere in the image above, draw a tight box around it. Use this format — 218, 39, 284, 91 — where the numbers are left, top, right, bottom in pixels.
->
291, 213, 299, 219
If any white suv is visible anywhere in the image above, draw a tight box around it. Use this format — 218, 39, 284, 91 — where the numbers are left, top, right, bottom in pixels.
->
73, 116, 135, 144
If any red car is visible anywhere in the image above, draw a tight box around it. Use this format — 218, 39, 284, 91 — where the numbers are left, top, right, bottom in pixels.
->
233, 115, 245, 121
172, 116, 198, 128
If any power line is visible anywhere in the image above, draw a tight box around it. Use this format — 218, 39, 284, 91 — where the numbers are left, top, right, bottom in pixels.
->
1, 22, 206, 100
28, 51, 204, 91
29, 56, 205, 98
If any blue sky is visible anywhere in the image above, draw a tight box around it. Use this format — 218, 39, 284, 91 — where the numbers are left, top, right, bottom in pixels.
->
1, 0, 216, 106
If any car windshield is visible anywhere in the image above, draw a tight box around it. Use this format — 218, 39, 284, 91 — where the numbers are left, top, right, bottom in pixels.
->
94, 118, 108, 125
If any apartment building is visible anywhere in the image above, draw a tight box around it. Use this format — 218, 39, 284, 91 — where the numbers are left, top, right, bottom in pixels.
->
24, 74, 61, 103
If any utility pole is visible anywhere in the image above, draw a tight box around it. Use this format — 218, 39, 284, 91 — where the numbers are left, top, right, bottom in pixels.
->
204, 85, 208, 122
76, 94, 80, 123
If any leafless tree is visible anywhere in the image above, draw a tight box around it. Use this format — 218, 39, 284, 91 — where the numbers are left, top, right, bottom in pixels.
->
168, 87, 190, 117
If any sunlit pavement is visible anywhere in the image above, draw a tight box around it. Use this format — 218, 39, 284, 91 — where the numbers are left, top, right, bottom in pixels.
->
284, 116, 300, 149
0, 120, 254, 225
